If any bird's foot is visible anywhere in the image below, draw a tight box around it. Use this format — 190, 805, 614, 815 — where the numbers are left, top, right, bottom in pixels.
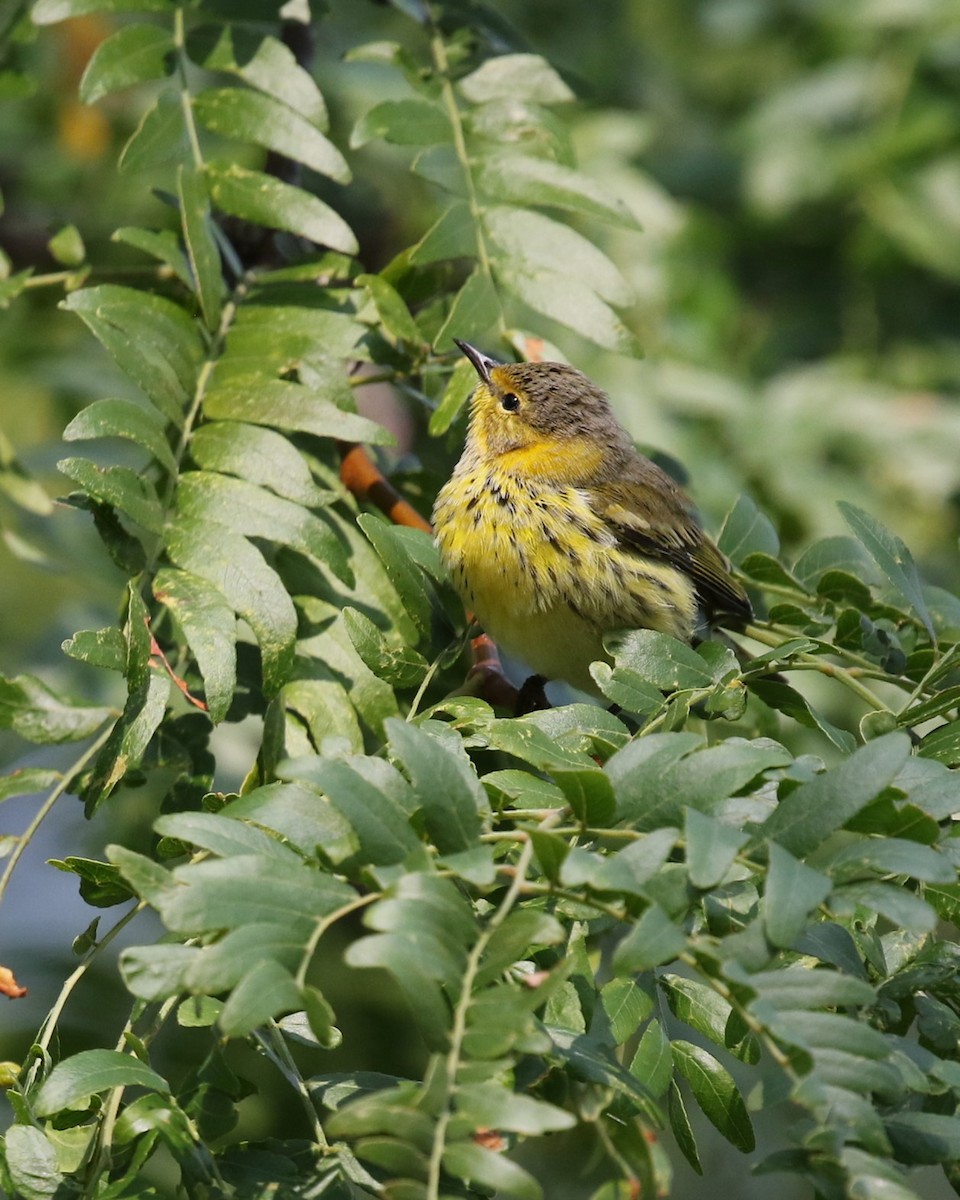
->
515, 674, 551, 716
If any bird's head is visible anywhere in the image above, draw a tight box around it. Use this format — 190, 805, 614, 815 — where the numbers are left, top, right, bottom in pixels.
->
454, 339, 630, 478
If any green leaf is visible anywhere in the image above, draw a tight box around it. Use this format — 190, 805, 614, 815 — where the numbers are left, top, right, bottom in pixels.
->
0, 673, 112, 743
79, 23, 174, 104
457, 1082, 576, 1135
746, 965, 876, 1011
478, 909, 564, 986
494, 261, 640, 354
793, 535, 881, 587
605, 731, 702, 822
202, 379, 391, 445
918, 720, 960, 766
62, 626, 126, 672
386, 718, 485, 853
343, 607, 428, 688
188, 421, 330, 507
347, 874, 473, 1048
0, 269, 33, 309
760, 733, 911, 857
660, 974, 758, 1062
33, 1050, 169, 1117
112, 226, 192, 288
598, 977, 653, 1045
219, 958, 303, 1038
839, 503, 935, 641
2, 1126, 64, 1200
685, 809, 749, 889
766, 1012, 891, 1059
119, 89, 188, 173
884, 1113, 960, 1165
763, 843, 832, 948
164, 516, 296, 697
0, 768, 61, 802
81, 671, 170, 812
589, 827, 678, 894
459, 53, 574, 105
223, 780, 355, 862
434, 265, 501, 352
177, 165, 222, 331
50, 855, 131, 907
358, 514, 435, 635
610, 735, 787, 830
821, 837, 955, 884
292, 756, 418, 865
175, 471, 350, 584
47, 224, 85, 267
410, 202, 474, 267
62, 285, 202, 423
830, 881, 936, 932
58, 456, 163, 533
285, 678, 363, 754
442, 1143, 542, 1200
357, 273, 422, 344
160, 854, 354, 936
63, 397, 177, 474
194, 88, 349, 182
749, 676, 856, 753
630, 1019, 674, 1098
613, 904, 687, 973
605, 629, 714, 691
154, 810, 299, 862
351, 98, 451, 148
477, 152, 640, 229
428, 357, 476, 436
672, 1040, 755, 1152
194, 28, 327, 128
152, 567, 236, 723
552, 766, 616, 826
668, 1080, 702, 1174
717, 493, 780, 563
205, 165, 358, 254
484, 206, 631, 306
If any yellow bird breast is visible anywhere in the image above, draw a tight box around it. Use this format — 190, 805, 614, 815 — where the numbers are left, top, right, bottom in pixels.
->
433, 462, 699, 695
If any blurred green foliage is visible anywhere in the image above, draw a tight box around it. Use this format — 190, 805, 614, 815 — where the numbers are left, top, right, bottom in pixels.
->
1, 1, 959, 1198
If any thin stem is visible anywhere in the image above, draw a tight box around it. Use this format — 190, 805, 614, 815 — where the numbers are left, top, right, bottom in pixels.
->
677, 951, 797, 1077
32, 902, 146, 1062
407, 646, 449, 722
426, 829, 541, 1200
429, 22, 502, 332
294, 892, 379, 990
173, 8, 204, 172
0, 726, 115, 909
257, 1023, 328, 1148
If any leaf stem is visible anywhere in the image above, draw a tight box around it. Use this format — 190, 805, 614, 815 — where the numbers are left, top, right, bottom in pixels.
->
257, 1023, 328, 1147
428, 20, 503, 333
32, 901, 146, 1062
426, 827, 541, 1200
0, 725, 114, 910
173, 8, 204, 172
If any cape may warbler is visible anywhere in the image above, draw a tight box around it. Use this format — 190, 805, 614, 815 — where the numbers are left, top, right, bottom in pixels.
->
433, 340, 752, 696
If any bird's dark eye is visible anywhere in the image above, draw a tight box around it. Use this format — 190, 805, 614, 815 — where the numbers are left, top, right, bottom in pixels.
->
501, 392, 520, 412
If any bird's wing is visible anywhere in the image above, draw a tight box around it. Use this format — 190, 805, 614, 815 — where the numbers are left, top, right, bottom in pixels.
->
589, 468, 753, 625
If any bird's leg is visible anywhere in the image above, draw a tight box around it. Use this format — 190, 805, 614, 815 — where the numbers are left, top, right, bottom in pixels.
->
515, 674, 551, 716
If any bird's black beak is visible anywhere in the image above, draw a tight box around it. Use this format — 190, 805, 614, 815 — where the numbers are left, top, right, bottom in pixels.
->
453, 339, 500, 386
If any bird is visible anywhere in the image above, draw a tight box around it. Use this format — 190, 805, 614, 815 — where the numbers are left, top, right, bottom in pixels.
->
432, 340, 752, 700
